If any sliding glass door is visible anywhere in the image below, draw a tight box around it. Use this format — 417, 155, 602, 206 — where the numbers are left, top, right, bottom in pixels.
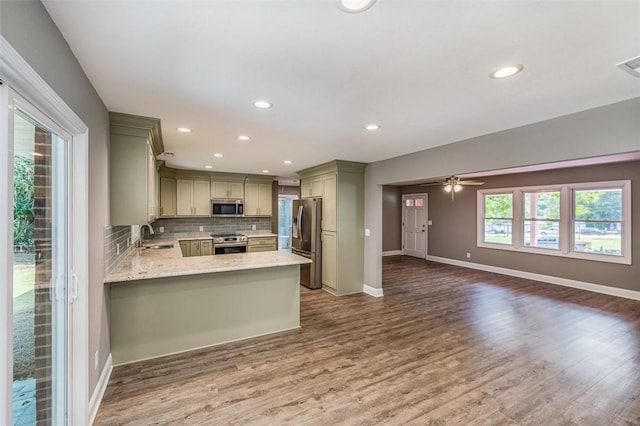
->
6, 93, 71, 425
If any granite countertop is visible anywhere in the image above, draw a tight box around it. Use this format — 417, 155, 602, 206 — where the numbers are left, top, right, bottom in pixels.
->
104, 236, 310, 284
241, 231, 278, 238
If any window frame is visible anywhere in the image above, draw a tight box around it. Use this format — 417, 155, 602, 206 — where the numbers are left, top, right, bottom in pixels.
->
477, 180, 631, 265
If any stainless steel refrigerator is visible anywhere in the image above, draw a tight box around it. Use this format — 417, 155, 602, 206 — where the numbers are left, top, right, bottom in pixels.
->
291, 198, 322, 289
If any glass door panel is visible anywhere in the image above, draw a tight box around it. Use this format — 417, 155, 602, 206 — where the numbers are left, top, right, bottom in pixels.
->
12, 108, 69, 425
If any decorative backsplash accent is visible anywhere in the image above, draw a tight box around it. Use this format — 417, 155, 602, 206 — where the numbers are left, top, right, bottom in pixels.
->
104, 225, 135, 275
151, 216, 272, 236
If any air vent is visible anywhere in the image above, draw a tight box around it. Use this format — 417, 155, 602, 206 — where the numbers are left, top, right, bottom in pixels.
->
617, 56, 640, 77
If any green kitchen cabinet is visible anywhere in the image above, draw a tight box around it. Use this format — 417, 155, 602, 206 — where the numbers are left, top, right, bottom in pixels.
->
109, 112, 163, 225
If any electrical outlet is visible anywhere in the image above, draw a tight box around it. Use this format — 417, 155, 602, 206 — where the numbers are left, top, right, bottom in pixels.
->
466, 252, 471, 258
159, 226, 164, 233
365, 228, 371, 237
428, 220, 433, 225
94, 350, 99, 370
199, 226, 204, 232
252, 224, 257, 230
116, 243, 120, 255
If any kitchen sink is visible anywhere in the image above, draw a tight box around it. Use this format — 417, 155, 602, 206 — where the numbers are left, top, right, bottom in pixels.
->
143, 243, 174, 250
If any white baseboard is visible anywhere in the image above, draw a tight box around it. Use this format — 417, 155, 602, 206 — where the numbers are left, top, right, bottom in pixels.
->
426, 255, 640, 301
363, 284, 384, 297
382, 250, 403, 257
89, 353, 113, 425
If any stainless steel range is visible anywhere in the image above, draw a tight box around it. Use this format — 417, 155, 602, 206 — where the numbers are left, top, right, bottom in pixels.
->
211, 233, 247, 255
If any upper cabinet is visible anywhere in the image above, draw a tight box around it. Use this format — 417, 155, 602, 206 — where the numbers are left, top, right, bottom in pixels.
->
244, 179, 274, 216
109, 112, 164, 225
301, 177, 323, 198
211, 180, 244, 199
158, 169, 274, 217
159, 175, 177, 217
176, 179, 210, 216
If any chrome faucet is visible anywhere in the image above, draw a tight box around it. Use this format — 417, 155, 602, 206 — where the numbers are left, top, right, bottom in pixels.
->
139, 224, 155, 247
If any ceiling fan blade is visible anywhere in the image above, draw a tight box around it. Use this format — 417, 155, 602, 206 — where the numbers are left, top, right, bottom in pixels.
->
419, 182, 446, 186
458, 180, 485, 186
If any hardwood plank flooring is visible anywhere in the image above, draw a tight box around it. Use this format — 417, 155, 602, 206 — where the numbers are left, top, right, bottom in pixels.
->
95, 256, 640, 425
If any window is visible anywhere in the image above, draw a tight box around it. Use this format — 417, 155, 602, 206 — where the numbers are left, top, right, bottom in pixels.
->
482, 193, 513, 245
477, 180, 631, 264
523, 191, 560, 250
574, 187, 623, 256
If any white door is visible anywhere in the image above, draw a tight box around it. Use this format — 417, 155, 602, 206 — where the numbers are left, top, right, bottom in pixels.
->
2, 88, 80, 425
402, 194, 427, 258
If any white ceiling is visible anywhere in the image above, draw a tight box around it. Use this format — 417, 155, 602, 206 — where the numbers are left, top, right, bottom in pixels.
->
43, 1, 640, 180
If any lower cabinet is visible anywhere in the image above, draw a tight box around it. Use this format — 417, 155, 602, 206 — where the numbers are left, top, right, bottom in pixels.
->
200, 239, 213, 256
179, 239, 213, 257
321, 231, 337, 290
247, 236, 277, 252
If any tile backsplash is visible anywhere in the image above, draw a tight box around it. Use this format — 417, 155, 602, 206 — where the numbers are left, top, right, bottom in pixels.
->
104, 225, 135, 275
151, 216, 272, 236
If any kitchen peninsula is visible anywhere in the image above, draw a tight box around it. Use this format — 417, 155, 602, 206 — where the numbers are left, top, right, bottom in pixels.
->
104, 239, 311, 365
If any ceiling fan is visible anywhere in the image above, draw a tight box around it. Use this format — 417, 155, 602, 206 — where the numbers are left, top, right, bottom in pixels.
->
420, 176, 485, 200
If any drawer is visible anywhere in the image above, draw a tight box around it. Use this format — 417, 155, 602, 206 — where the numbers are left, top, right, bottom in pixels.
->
248, 237, 277, 247
248, 245, 276, 253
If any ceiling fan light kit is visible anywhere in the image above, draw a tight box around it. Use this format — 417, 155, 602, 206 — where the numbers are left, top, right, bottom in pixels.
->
421, 175, 485, 200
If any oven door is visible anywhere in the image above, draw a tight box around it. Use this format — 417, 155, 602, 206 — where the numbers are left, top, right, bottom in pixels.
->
214, 244, 247, 255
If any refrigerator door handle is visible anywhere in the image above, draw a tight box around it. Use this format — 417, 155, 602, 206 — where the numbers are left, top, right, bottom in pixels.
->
296, 205, 303, 240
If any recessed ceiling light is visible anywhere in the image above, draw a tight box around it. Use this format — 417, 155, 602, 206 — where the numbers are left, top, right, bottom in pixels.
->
490, 64, 524, 79
365, 124, 381, 131
237, 135, 250, 141
205, 165, 213, 169
214, 153, 223, 158
338, 0, 376, 13
177, 127, 191, 133
253, 100, 272, 109
617, 55, 640, 77
262, 169, 270, 173
284, 160, 292, 164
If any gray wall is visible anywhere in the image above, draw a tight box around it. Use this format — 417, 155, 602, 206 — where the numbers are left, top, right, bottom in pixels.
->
382, 186, 402, 252
365, 98, 640, 290
395, 161, 640, 291
1, 1, 111, 396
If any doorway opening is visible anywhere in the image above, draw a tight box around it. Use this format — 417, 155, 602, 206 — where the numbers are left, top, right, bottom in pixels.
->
278, 195, 298, 250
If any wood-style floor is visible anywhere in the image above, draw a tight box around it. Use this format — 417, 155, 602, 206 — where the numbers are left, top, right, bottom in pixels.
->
95, 256, 640, 425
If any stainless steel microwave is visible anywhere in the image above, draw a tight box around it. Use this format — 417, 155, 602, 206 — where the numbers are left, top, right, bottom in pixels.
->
212, 199, 244, 217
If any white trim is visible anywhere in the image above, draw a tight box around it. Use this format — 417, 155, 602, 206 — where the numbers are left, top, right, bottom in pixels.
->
478, 180, 632, 265
0, 37, 87, 133
363, 284, 384, 297
1, 35, 90, 425
382, 250, 402, 256
89, 354, 112, 425
0, 82, 14, 426
427, 255, 640, 301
